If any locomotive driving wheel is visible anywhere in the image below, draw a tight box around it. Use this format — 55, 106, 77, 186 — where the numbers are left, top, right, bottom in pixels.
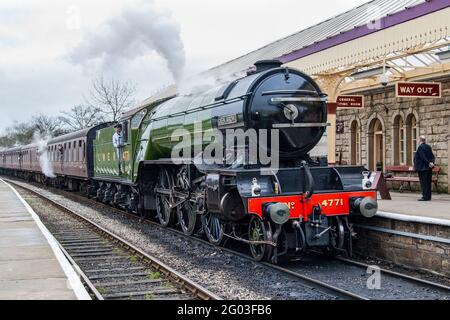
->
176, 166, 200, 236
155, 168, 174, 227
177, 200, 199, 236
248, 215, 273, 262
201, 213, 225, 246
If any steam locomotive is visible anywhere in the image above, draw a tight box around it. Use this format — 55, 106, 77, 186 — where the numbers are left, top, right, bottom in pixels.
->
0, 60, 378, 263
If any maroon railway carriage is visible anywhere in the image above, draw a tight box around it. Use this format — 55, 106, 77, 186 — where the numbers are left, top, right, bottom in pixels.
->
0, 123, 111, 187
1, 147, 22, 171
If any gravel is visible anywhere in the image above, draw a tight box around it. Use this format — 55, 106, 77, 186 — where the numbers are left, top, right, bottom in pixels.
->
21, 192, 196, 300
16, 182, 332, 300
281, 254, 450, 300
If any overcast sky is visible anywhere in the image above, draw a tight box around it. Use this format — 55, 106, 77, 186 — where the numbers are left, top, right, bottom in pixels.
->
0, 0, 369, 132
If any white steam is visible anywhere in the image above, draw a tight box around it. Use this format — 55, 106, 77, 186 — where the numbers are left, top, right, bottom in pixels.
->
177, 74, 224, 96
177, 68, 245, 97
33, 132, 55, 178
69, 2, 185, 82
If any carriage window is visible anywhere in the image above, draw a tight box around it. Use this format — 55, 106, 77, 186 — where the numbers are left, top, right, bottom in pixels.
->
69, 142, 72, 161
78, 140, 82, 161
71, 142, 74, 162
82, 142, 86, 160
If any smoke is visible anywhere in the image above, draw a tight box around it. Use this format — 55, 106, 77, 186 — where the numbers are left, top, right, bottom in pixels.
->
33, 132, 55, 178
177, 68, 245, 96
177, 74, 224, 96
69, 2, 185, 83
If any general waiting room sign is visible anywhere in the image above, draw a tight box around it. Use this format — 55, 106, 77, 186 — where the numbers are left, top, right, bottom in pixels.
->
336, 95, 364, 109
395, 82, 441, 98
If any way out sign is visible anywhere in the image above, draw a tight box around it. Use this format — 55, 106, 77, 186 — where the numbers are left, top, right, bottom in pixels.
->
396, 82, 441, 98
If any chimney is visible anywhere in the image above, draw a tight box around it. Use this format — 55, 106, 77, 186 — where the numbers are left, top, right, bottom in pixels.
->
254, 60, 283, 73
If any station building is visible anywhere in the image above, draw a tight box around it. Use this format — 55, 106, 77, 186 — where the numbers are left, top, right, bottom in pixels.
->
146, 0, 450, 192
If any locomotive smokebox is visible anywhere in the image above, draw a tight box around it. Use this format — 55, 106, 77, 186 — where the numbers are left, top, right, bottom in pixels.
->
246, 65, 328, 159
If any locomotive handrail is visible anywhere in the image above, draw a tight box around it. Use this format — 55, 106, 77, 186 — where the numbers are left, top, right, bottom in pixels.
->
271, 97, 328, 103
301, 161, 315, 200
147, 95, 249, 122
262, 89, 320, 96
273, 123, 329, 128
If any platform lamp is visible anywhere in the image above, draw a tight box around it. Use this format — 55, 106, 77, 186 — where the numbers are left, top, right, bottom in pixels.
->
350, 66, 391, 79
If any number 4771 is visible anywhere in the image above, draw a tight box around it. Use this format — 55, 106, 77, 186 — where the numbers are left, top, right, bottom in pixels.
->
321, 199, 344, 207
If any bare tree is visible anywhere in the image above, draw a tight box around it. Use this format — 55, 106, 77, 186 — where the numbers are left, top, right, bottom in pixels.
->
0, 125, 20, 148
11, 121, 35, 145
31, 114, 65, 137
0, 121, 34, 148
59, 105, 104, 131
87, 76, 137, 122
0, 114, 67, 148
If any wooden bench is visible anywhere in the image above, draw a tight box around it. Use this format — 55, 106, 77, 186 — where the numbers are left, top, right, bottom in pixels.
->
385, 165, 441, 193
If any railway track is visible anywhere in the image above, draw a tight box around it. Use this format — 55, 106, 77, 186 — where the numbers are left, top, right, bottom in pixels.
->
5, 177, 450, 300
5, 179, 220, 301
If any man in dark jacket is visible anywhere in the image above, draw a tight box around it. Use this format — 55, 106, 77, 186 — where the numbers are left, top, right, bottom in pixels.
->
414, 136, 435, 201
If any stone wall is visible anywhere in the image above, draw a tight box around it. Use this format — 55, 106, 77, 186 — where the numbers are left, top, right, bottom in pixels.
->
336, 76, 450, 193
352, 216, 450, 277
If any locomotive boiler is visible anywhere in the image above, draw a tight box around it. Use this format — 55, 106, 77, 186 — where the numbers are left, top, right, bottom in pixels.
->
0, 60, 378, 263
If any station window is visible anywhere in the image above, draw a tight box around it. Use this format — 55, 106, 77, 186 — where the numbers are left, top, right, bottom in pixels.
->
406, 114, 419, 165
393, 115, 406, 165
399, 118, 405, 165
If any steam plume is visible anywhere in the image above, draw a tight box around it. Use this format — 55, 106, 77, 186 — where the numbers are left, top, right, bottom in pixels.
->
177, 68, 245, 96
33, 132, 55, 178
69, 2, 185, 82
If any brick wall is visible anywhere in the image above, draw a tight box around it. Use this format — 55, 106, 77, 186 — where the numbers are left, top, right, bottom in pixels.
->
336, 76, 450, 193
353, 216, 450, 277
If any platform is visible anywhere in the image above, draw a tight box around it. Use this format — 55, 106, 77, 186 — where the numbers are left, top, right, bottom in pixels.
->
0, 179, 90, 300
378, 192, 450, 223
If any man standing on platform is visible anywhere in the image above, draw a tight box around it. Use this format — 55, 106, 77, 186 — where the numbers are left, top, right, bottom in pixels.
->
414, 136, 435, 202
